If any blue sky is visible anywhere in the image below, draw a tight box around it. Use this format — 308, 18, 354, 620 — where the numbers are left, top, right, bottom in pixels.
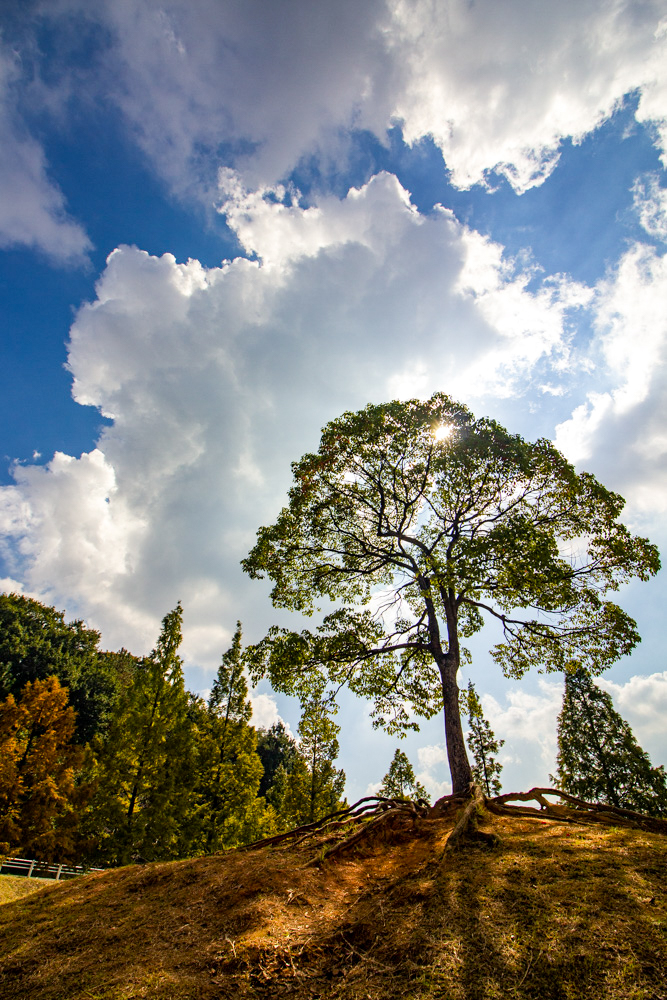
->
1, 0, 667, 801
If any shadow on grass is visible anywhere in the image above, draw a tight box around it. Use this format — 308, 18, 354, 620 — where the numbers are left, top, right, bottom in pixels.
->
0, 818, 666, 999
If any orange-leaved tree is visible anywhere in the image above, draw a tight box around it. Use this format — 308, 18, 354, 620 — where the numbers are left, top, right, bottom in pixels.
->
0, 676, 93, 859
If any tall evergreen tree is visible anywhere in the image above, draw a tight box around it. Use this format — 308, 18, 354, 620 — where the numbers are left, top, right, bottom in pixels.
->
90, 603, 195, 863
462, 681, 504, 796
279, 695, 345, 827
553, 668, 667, 815
190, 622, 269, 852
379, 748, 429, 802
256, 721, 298, 798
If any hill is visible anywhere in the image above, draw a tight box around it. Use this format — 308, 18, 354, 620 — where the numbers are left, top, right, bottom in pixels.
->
1, 808, 666, 999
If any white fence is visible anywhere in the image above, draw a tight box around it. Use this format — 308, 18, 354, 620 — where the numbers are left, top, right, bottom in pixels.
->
0, 856, 104, 880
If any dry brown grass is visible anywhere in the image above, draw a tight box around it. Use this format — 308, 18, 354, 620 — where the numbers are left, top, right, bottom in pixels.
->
0, 874, 52, 905
1, 811, 666, 999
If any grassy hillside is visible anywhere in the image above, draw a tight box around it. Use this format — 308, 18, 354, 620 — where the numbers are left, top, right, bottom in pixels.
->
0, 874, 52, 905
1, 811, 666, 999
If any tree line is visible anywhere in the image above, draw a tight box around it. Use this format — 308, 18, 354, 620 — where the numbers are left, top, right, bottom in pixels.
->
2, 392, 666, 864
0, 595, 347, 865
2, 589, 665, 868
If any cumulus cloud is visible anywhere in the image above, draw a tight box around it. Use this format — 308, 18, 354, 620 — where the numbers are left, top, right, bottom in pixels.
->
248, 691, 286, 732
0, 41, 90, 262
15, 0, 667, 202
597, 672, 667, 748
483, 678, 563, 775
555, 241, 667, 515
634, 173, 667, 241
417, 744, 447, 773
2, 0, 665, 271
0, 173, 583, 662
415, 743, 451, 801
110, 0, 667, 193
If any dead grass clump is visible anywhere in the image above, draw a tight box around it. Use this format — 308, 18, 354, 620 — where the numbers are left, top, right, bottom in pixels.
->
0, 874, 52, 905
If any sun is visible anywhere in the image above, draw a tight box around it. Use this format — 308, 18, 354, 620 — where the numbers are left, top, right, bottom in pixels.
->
433, 424, 453, 442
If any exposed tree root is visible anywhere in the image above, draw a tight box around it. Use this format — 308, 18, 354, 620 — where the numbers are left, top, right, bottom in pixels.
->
444, 784, 497, 851
488, 787, 667, 835
238, 785, 667, 863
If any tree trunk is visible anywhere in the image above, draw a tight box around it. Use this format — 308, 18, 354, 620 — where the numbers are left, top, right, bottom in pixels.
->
439, 656, 473, 794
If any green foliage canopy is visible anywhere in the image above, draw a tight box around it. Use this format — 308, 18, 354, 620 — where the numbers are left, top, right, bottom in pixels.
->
0, 594, 117, 742
243, 394, 659, 791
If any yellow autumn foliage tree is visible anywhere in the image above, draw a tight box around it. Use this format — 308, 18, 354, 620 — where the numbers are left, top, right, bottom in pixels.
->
0, 676, 92, 859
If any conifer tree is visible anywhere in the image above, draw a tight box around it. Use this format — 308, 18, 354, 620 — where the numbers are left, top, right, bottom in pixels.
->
256, 722, 298, 798
191, 622, 269, 852
0, 676, 92, 858
379, 748, 430, 802
462, 681, 504, 796
279, 694, 345, 827
553, 668, 667, 815
90, 603, 196, 863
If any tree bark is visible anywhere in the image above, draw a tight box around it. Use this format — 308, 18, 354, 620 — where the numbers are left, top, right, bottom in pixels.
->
439, 656, 473, 793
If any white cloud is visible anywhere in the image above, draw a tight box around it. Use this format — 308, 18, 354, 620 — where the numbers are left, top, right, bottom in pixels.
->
555, 243, 667, 515
483, 677, 562, 774
115, 1, 667, 193
597, 671, 667, 745
417, 743, 447, 772
0, 174, 587, 660
0, 41, 90, 262
416, 742, 452, 800
386, 0, 667, 192
2, 0, 665, 278
248, 691, 286, 732
416, 772, 452, 801
634, 173, 667, 241
18, 0, 667, 203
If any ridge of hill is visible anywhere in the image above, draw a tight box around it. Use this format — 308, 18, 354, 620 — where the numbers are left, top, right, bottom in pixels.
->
1, 810, 666, 999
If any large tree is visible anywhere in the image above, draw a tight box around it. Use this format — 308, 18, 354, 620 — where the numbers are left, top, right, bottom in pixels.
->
243, 394, 659, 792
553, 668, 667, 815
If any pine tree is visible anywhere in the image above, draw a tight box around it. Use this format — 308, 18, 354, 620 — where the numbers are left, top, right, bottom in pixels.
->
278, 695, 345, 827
256, 722, 298, 798
190, 622, 269, 852
462, 681, 504, 796
90, 603, 196, 863
379, 748, 430, 802
554, 668, 667, 815
0, 676, 92, 858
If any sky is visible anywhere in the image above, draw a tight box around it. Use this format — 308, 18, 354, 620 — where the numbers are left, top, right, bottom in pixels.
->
1, 0, 667, 803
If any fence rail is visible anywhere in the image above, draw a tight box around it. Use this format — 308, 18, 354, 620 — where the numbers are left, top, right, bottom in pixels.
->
0, 857, 104, 880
